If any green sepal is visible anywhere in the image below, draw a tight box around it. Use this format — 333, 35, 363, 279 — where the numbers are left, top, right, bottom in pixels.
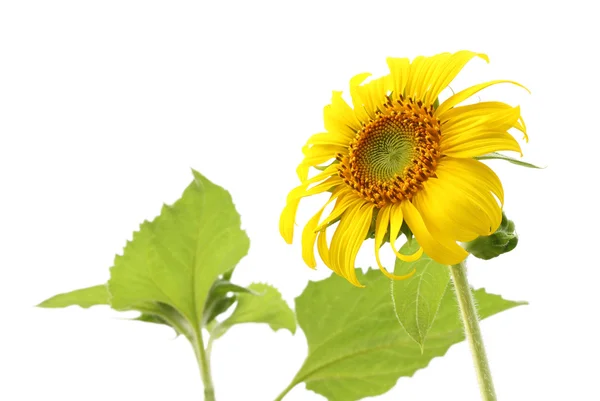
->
465, 212, 518, 260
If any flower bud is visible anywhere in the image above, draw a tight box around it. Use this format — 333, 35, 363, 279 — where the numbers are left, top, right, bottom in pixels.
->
464, 213, 518, 260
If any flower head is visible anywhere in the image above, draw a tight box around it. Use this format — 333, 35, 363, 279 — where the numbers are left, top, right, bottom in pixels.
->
280, 51, 528, 287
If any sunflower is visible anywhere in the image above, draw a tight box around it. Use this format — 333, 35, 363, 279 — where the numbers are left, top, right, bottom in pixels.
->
280, 51, 528, 287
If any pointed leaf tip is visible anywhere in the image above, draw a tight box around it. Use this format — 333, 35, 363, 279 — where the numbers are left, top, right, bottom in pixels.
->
213, 283, 296, 339
107, 169, 250, 329
38, 284, 110, 309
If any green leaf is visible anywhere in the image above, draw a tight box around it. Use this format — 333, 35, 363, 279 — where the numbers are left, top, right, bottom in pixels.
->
207, 279, 257, 299
475, 152, 543, 168
132, 302, 192, 337
213, 283, 296, 339
391, 241, 451, 348
202, 279, 257, 325
107, 169, 250, 330
134, 313, 170, 325
38, 285, 109, 308
203, 296, 237, 326
289, 268, 525, 401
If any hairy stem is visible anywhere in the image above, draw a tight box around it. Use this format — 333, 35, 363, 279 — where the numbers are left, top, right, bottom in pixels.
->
450, 261, 497, 401
193, 329, 216, 401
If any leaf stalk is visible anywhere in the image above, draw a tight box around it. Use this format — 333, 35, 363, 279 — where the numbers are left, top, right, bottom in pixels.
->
272, 381, 296, 401
193, 328, 216, 401
450, 260, 497, 401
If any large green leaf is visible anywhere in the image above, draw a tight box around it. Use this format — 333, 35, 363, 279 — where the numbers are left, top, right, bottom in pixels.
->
107, 170, 250, 329
391, 241, 451, 348
38, 285, 109, 308
288, 268, 525, 401
212, 283, 296, 339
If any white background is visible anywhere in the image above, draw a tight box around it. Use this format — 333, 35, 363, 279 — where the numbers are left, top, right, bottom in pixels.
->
1, 1, 598, 400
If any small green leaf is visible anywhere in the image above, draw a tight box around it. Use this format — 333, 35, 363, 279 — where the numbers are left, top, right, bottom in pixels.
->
135, 313, 169, 325
203, 296, 237, 326
213, 283, 296, 339
475, 152, 543, 169
38, 285, 109, 308
207, 279, 257, 299
202, 279, 258, 325
391, 241, 451, 348
107, 170, 250, 330
288, 268, 525, 401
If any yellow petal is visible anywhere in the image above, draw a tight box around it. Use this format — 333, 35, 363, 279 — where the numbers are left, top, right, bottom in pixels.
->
435, 157, 504, 207
329, 202, 373, 287
404, 56, 426, 99
440, 102, 527, 139
374, 206, 391, 253
301, 193, 341, 268
401, 201, 468, 265
424, 51, 488, 105
414, 183, 489, 243
304, 132, 351, 147
386, 57, 410, 99
389, 203, 423, 262
441, 131, 522, 158
296, 164, 309, 182
440, 104, 526, 156
343, 203, 375, 286
442, 106, 523, 137
349, 72, 372, 123
279, 176, 341, 243
354, 75, 391, 119
302, 144, 346, 160
291, 164, 338, 188
324, 91, 361, 140
329, 202, 362, 276
315, 194, 361, 232
407, 53, 452, 102
374, 205, 418, 279
317, 229, 331, 270
301, 207, 326, 268
436, 80, 530, 116
413, 157, 504, 243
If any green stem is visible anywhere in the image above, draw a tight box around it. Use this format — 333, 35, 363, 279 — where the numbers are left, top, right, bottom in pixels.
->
450, 261, 497, 401
193, 329, 216, 401
273, 381, 297, 401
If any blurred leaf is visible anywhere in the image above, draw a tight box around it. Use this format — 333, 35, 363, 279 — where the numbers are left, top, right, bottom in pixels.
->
38, 285, 109, 308
213, 283, 296, 339
391, 241, 451, 348
286, 268, 525, 401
